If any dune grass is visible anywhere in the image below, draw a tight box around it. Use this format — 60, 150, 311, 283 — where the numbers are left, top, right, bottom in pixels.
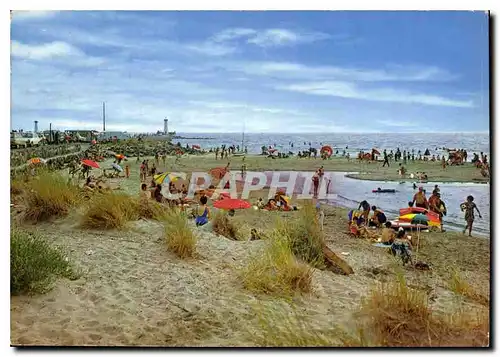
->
358, 273, 489, 347
247, 302, 337, 347
10, 179, 25, 196
137, 197, 170, 221
11, 227, 77, 295
449, 269, 489, 307
81, 192, 140, 230
163, 209, 197, 259
21, 172, 80, 222
276, 202, 325, 268
240, 231, 313, 297
212, 211, 240, 240
245, 273, 489, 347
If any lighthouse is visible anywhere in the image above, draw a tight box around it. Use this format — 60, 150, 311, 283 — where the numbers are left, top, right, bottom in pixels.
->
164, 118, 168, 135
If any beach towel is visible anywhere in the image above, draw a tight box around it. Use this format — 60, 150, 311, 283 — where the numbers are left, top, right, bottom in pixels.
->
373, 242, 392, 248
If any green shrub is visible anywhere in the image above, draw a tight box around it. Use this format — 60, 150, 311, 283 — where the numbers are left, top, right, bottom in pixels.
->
276, 203, 325, 268
240, 232, 313, 297
81, 192, 140, 230
22, 172, 79, 222
212, 212, 239, 240
11, 228, 77, 295
163, 209, 197, 258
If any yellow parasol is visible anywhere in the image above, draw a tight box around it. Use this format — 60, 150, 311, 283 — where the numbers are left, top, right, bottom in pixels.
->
154, 172, 180, 185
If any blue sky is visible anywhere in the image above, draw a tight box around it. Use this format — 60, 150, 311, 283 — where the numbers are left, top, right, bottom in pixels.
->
11, 10, 489, 133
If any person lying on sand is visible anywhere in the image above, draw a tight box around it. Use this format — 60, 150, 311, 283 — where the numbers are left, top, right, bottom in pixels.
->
263, 199, 278, 211
84, 176, 96, 191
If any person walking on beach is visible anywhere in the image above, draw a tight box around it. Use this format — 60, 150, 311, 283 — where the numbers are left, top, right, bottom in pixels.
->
460, 195, 482, 237
140, 161, 146, 182
441, 155, 447, 170
382, 150, 390, 167
125, 164, 130, 179
312, 170, 320, 197
215, 147, 219, 160
429, 191, 446, 232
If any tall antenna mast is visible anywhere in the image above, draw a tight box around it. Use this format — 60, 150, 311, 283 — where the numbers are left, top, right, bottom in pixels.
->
102, 102, 106, 132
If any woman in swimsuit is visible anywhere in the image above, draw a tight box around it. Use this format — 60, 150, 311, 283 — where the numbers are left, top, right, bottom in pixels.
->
195, 195, 211, 226
461, 195, 482, 237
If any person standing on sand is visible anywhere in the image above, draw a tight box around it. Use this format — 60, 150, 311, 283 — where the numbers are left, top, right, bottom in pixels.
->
215, 147, 219, 160
140, 161, 146, 182
125, 164, 130, 178
411, 187, 428, 209
460, 195, 482, 237
382, 150, 390, 167
429, 191, 446, 232
312, 170, 320, 197
441, 156, 447, 170
140, 183, 150, 199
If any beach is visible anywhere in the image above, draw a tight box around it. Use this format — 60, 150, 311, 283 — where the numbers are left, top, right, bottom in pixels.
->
10, 149, 490, 346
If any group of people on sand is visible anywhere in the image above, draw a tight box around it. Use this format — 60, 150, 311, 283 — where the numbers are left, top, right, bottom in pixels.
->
213, 145, 248, 160
348, 183, 482, 240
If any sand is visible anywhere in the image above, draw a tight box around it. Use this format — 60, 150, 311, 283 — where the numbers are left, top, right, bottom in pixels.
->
10, 152, 490, 346
10, 204, 489, 346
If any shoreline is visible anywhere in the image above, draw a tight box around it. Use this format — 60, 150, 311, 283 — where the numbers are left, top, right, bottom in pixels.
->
343, 173, 490, 185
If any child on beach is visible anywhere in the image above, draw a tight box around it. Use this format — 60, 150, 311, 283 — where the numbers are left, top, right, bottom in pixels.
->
460, 195, 482, 237
195, 195, 210, 226
140, 183, 150, 199
380, 222, 395, 244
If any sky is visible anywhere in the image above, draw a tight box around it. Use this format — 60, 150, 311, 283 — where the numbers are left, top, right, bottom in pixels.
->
10, 10, 490, 133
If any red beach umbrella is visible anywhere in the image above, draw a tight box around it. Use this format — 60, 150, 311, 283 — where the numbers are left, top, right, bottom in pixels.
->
209, 167, 228, 179
81, 159, 100, 169
372, 148, 381, 155
213, 198, 251, 210
192, 144, 201, 150
320, 145, 333, 158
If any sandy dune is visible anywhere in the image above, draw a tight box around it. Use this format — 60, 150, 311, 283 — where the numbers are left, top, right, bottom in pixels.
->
10, 208, 488, 346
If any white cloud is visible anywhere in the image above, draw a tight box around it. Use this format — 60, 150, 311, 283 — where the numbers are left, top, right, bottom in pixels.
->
11, 40, 82, 60
277, 81, 474, 108
227, 60, 457, 82
11, 10, 58, 21
211, 28, 257, 42
184, 42, 236, 56
185, 27, 330, 57
247, 28, 329, 47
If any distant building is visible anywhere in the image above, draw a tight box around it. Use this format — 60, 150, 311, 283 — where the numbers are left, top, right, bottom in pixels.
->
98, 131, 131, 140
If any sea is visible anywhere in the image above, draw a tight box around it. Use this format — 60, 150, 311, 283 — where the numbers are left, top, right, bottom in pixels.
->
174, 132, 491, 237
174, 132, 490, 157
